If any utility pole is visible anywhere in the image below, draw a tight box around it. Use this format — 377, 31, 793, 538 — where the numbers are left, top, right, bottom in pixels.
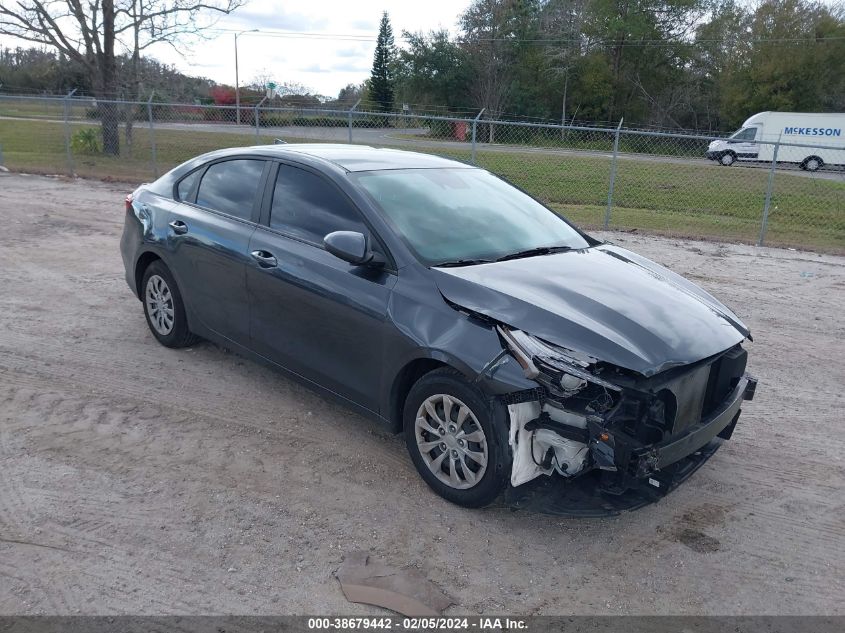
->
559, 9, 577, 137
561, 69, 568, 138
235, 29, 259, 126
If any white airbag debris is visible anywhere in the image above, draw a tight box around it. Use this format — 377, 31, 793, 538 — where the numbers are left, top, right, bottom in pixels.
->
507, 402, 589, 487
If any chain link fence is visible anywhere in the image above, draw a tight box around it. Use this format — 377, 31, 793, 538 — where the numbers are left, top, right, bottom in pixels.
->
1, 93, 842, 253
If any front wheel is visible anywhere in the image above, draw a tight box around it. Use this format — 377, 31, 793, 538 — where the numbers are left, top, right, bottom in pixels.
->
719, 152, 736, 166
404, 368, 511, 508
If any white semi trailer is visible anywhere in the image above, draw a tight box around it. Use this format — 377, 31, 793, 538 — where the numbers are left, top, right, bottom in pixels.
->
706, 112, 844, 171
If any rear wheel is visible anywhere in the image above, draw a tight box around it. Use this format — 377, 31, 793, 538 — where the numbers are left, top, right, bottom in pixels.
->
141, 260, 199, 348
802, 156, 823, 172
404, 368, 511, 508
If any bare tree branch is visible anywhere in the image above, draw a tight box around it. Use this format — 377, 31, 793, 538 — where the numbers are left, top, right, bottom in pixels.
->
0, 0, 245, 155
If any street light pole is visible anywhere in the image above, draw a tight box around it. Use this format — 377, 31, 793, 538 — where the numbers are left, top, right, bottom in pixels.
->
234, 29, 259, 126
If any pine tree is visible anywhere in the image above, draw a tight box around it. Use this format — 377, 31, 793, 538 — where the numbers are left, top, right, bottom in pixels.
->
369, 11, 396, 112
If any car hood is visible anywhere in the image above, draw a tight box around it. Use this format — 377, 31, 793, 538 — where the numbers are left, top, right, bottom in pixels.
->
431, 244, 750, 377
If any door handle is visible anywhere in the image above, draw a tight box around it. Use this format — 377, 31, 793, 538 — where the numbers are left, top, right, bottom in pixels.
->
169, 220, 188, 235
251, 250, 278, 268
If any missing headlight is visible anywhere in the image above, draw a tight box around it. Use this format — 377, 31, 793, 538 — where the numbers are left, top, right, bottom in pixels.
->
496, 325, 621, 393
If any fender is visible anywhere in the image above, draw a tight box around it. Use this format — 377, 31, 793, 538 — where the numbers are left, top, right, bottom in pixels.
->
131, 244, 206, 336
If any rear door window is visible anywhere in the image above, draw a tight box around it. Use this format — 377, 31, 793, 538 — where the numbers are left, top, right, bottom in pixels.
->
196, 159, 265, 221
269, 164, 368, 244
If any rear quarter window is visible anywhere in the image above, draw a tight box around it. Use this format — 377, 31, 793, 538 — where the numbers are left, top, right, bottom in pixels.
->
176, 169, 201, 201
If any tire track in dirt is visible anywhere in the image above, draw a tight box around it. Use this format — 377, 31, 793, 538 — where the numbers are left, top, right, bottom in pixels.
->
0, 384, 288, 614
1, 174, 844, 615
0, 334, 415, 480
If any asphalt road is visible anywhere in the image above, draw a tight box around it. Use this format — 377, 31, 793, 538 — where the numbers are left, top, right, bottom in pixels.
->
3, 114, 843, 181
183, 121, 845, 181
0, 173, 843, 615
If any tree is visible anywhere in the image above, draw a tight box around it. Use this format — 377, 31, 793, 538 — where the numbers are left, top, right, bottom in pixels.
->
0, 0, 244, 155
0, 45, 215, 100
369, 11, 396, 112
541, 0, 589, 126
395, 30, 471, 111
688, 0, 751, 130
255, 78, 321, 107
459, 0, 535, 139
578, 0, 711, 125
336, 83, 365, 107
0, 46, 87, 93
716, 0, 845, 128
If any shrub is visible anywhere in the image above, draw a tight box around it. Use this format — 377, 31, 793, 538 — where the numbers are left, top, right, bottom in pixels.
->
210, 86, 237, 106
71, 128, 101, 154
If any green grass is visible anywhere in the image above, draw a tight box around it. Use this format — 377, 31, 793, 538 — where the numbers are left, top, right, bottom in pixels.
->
0, 118, 292, 180
426, 146, 845, 252
393, 129, 709, 157
1, 118, 843, 253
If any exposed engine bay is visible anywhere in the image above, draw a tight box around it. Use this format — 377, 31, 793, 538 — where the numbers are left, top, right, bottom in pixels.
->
496, 325, 757, 498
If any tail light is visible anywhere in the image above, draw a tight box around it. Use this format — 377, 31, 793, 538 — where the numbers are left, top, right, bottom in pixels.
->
125, 193, 134, 212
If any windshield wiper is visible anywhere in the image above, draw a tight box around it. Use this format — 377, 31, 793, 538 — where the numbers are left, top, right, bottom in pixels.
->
433, 258, 494, 268
495, 245, 574, 262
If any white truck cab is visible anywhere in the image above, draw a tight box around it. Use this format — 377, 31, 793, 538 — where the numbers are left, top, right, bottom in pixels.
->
706, 112, 844, 171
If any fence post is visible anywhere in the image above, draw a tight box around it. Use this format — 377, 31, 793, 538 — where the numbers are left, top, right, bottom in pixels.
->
147, 92, 158, 178
254, 96, 267, 142
348, 99, 361, 144
471, 108, 485, 165
604, 118, 623, 229
758, 135, 781, 246
63, 88, 77, 175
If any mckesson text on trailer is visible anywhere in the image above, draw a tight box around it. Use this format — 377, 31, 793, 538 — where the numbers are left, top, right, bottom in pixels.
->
783, 127, 841, 136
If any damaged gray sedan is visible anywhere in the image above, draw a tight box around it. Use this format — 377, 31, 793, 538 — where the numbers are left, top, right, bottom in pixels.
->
121, 145, 756, 516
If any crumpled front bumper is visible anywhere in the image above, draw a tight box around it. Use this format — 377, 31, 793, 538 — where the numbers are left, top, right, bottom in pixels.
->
637, 375, 755, 473
506, 375, 757, 517
505, 438, 725, 517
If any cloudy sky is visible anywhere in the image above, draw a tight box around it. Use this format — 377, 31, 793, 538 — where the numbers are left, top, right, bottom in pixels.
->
149, 1, 473, 97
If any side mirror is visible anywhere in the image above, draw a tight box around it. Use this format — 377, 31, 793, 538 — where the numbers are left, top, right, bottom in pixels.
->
324, 231, 384, 267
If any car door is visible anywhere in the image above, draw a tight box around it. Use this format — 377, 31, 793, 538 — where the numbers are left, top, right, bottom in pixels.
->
246, 162, 396, 412
168, 157, 269, 345
729, 126, 760, 161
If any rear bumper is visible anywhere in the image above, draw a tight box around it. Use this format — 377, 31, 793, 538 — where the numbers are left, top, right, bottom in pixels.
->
120, 207, 144, 299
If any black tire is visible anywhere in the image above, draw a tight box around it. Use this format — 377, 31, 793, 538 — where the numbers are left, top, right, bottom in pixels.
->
403, 367, 511, 508
802, 156, 823, 172
140, 260, 199, 348
719, 151, 736, 166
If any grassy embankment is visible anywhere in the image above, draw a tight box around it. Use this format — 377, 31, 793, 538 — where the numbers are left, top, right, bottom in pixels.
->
1, 117, 842, 252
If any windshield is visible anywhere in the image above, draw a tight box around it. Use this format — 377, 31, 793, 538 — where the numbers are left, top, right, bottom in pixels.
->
352, 168, 591, 266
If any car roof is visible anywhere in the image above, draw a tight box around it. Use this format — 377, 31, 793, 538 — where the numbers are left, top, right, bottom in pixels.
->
213, 144, 473, 173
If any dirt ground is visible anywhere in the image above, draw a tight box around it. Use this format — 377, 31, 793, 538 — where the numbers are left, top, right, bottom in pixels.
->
0, 172, 843, 616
